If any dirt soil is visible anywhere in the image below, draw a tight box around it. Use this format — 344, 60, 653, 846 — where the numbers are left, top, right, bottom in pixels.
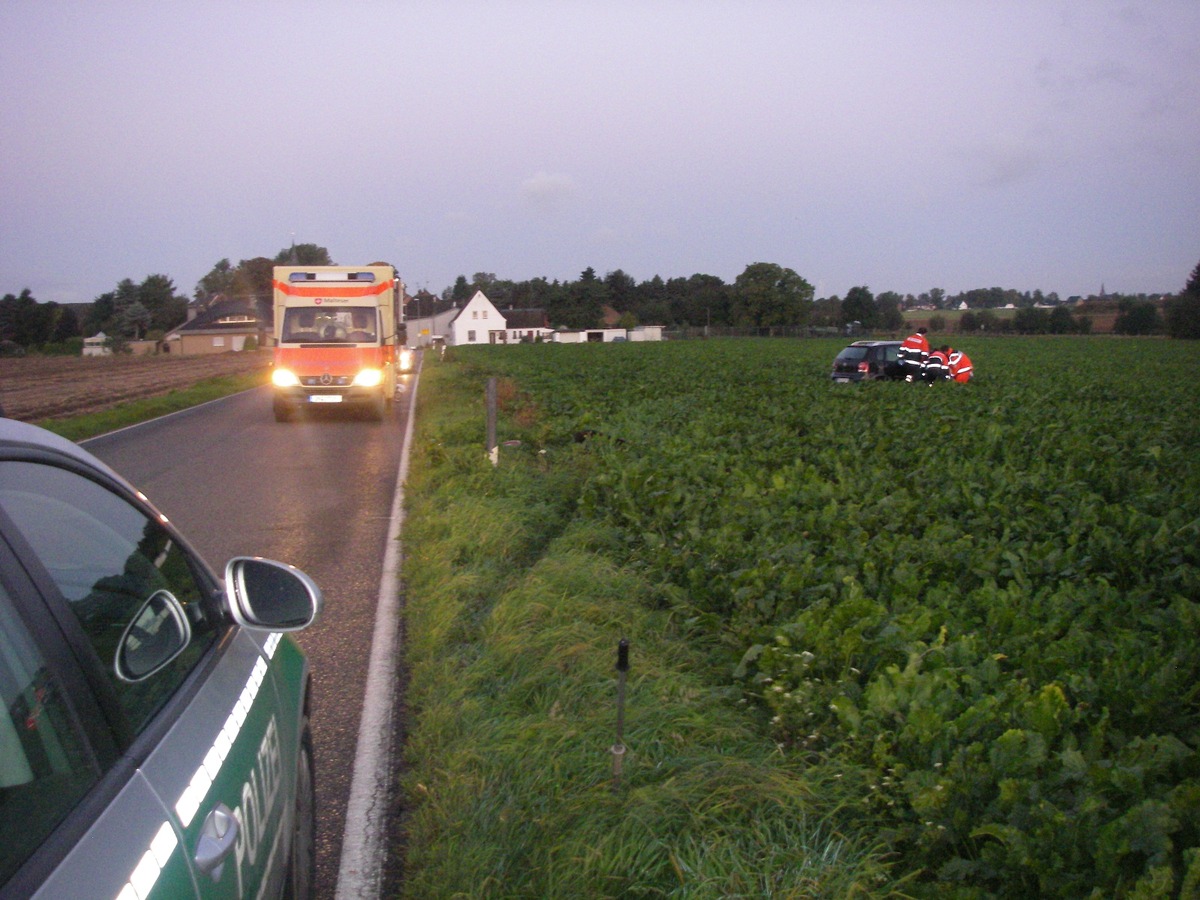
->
0, 351, 272, 422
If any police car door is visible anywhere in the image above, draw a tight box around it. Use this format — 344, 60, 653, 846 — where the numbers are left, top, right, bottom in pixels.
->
0, 458, 294, 899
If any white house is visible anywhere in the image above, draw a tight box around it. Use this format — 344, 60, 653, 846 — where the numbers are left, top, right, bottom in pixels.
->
82, 332, 110, 356
447, 291, 505, 346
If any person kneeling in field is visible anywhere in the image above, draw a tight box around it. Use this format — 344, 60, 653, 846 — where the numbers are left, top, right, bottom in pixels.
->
947, 348, 973, 382
923, 346, 950, 383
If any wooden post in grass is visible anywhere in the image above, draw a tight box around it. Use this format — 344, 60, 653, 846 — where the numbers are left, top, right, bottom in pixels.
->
486, 377, 498, 466
611, 638, 630, 789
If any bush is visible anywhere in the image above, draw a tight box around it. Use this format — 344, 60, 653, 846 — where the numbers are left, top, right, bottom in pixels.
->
1164, 292, 1200, 339
38, 337, 84, 356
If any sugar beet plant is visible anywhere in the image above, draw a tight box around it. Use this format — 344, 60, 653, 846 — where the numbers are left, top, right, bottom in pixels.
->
449, 337, 1200, 898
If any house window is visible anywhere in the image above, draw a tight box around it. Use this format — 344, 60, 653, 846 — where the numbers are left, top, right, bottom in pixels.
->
472, 311, 478, 319
212, 337, 225, 347
467, 330, 476, 342
482, 310, 488, 319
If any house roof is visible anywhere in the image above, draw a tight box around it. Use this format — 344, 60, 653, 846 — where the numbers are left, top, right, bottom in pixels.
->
172, 296, 270, 335
503, 309, 549, 329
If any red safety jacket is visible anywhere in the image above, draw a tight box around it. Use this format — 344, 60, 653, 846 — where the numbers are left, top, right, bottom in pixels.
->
948, 350, 973, 383
924, 348, 950, 380
899, 331, 930, 364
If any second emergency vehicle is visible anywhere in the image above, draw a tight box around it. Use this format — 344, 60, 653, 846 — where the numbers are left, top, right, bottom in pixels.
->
271, 265, 403, 422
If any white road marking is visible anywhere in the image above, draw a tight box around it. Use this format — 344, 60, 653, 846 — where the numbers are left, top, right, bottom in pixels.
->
334, 359, 419, 899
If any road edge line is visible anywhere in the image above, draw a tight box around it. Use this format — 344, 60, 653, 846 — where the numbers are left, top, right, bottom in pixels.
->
334, 364, 420, 898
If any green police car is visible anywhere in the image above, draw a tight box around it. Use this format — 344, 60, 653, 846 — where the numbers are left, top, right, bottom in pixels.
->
0, 418, 321, 899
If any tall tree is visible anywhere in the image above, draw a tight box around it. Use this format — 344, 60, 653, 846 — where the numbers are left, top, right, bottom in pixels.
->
553, 268, 609, 329
195, 258, 236, 306
0, 289, 55, 346
84, 292, 116, 336
874, 291, 906, 331
510, 277, 561, 310
604, 269, 638, 313
232, 258, 275, 306
730, 263, 813, 327
273, 243, 333, 266
1113, 298, 1161, 335
110, 279, 141, 338
678, 273, 730, 327
447, 276, 472, 303
841, 286, 877, 329
120, 301, 152, 339
51, 304, 80, 342
138, 274, 187, 334
1164, 260, 1200, 339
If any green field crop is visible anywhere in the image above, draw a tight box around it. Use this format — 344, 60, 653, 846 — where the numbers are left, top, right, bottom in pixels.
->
406, 336, 1200, 897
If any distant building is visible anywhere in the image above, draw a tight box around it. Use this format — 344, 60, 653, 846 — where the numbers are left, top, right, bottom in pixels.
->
550, 328, 629, 343
408, 291, 553, 347
501, 308, 553, 343
627, 325, 663, 342
447, 291, 503, 346
166, 295, 269, 355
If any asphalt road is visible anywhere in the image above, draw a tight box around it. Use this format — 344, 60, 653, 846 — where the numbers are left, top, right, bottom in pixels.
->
85, 378, 414, 900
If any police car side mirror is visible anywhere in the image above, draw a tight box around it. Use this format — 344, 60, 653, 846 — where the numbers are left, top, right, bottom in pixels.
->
224, 557, 323, 631
115, 589, 192, 682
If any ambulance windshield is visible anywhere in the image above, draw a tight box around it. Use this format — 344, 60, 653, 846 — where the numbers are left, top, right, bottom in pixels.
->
281, 307, 377, 343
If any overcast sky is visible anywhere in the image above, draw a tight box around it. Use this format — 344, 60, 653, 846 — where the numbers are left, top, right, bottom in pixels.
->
2, 1, 1197, 306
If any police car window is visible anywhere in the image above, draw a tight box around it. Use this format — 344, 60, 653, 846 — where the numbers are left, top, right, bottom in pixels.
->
0, 462, 218, 735
0, 581, 97, 886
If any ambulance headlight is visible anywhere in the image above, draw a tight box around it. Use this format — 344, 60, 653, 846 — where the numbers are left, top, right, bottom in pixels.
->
272, 368, 300, 387
353, 368, 384, 387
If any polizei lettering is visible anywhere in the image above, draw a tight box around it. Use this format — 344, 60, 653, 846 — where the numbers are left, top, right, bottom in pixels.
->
233, 714, 283, 895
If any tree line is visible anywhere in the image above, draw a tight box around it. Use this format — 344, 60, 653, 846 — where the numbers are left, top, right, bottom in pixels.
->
3, 249, 1198, 354
430, 263, 1198, 338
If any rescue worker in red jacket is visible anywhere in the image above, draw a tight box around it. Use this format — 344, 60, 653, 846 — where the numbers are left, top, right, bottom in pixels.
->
947, 348, 974, 383
898, 327, 929, 382
923, 345, 950, 384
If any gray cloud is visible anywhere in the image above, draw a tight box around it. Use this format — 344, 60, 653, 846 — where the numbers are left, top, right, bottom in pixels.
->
520, 172, 577, 209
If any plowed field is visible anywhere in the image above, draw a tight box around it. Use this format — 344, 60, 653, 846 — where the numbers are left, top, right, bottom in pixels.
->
0, 351, 271, 422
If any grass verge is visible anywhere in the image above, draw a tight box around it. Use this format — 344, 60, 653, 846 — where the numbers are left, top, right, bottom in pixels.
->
398, 355, 905, 898
35, 371, 266, 441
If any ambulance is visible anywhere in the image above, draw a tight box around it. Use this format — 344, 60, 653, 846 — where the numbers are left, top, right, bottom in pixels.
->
270, 265, 405, 422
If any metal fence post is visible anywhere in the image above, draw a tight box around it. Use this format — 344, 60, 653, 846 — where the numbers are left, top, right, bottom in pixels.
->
611, 638, 630, 789
486, 377, 498, 466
